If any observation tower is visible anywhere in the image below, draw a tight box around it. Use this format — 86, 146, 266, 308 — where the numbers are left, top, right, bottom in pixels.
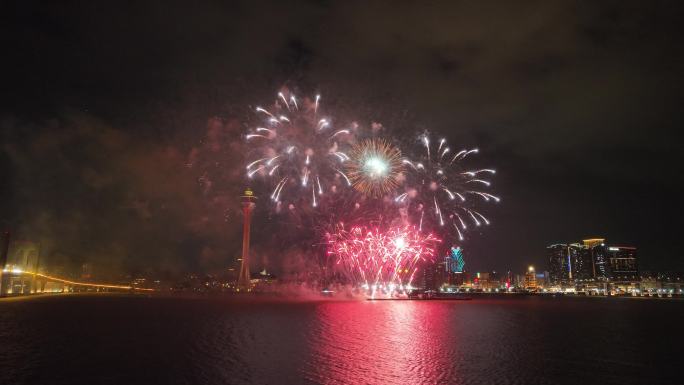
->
237, 188, 257, 291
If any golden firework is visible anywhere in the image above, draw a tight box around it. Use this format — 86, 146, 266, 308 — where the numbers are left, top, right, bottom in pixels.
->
347, 139, 403, 197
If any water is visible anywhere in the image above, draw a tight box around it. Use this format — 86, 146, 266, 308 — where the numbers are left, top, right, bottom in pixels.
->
0, 294, 681, 385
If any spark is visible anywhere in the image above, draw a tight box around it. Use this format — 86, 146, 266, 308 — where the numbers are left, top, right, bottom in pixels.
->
246, 158, 268, 170
256, 107, 274, 117
268, 164, 280, 175
312, 185, 317, 207
472, 210, 490, 225
302, 169, 310, 186
331, 129, 349, 138
467, 179, 491, 186
247, 165, 265, 178
423, 136, 430, 159
469, 191, 500, 202
246, 134, 268, 140
440, 147, 450, 159
468, 211, 481, 226
334, 168, 352, 186
453, 223, 464, 241
278, 92, 290, 110
438, 138, 445, 153
256, 127, 276, 135
454, 213, 467, 229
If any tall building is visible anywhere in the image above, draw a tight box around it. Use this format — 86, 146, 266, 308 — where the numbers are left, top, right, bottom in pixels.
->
525, 266, 537, 290
583, 239, 610, 280
446, 247, 465, 274
237, 188, 257, 291
607, 246, 639, 283
547, 244, 575, 286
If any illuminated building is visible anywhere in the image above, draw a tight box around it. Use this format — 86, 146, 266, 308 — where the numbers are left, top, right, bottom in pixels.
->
607, 246, 639, 285
237, 188, 257, 291
583, 239, 610, 280
658, 272, 683, 294
446, 247, 465, 274
525, 266, 537, 290
534, 270, 550, 289
445, 246, 465, 286
547, 244, 576, 286
1, 239, 41, 295
0, 230, 10, 295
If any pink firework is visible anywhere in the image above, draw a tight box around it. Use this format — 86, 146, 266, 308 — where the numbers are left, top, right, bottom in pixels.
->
327, 225, 441, 295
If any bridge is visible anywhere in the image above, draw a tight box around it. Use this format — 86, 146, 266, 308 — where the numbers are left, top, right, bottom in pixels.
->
0, 267, 154, 296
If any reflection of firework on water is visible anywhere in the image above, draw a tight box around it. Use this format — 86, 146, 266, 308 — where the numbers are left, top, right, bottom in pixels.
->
245, 92, 354, 211
397, 134, 499, 242
327, 225, 441, 296
346, 139, 404, 198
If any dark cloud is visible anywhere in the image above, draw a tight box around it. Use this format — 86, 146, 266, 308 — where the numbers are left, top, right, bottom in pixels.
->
1, 0, 683, 275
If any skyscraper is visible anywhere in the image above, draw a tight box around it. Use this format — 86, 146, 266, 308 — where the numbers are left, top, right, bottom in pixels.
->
547, 244, 575, 286
607, 246, 639, 283
583, 239, 610, 280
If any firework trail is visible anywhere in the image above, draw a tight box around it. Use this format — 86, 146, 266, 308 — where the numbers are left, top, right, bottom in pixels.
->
346, 138, 404, 198
245, 91, 355, 212
397, 134, 499, 243
327, 225, 441, 296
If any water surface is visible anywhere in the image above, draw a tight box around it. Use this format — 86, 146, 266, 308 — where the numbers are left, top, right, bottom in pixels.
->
0, 294, 681, 384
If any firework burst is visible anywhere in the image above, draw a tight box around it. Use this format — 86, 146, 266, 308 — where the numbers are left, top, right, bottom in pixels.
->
397, 134, 499, 242
245, 92, 355, 211
346, 138, 404, 198
327, 225, 441, 296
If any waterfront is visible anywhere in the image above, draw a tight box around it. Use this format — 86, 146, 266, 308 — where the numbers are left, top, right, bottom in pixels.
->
0, 295, 681, 385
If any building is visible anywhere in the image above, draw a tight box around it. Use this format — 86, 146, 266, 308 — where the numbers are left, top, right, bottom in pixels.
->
445, 246, 465, 286
535, 270, 550, 289
547, 244, 576, 286
583, 239, 610, 280
524, 266, 537, 290
607, 246, 639, 292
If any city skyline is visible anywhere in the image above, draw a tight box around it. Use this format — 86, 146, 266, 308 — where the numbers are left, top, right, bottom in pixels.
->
2, 2, 683, 278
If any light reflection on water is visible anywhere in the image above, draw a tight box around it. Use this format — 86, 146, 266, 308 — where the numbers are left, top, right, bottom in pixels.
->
304, 301, 453, 384
0, 295, 682, 385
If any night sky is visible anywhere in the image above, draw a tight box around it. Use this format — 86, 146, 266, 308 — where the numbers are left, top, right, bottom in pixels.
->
2, 1, 683, 276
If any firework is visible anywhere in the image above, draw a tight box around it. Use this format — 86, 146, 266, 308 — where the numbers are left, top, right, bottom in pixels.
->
327, 225, 441, 296
245, 92, 354, 211
397, 134, 499, 242
346, 138, 404, 198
